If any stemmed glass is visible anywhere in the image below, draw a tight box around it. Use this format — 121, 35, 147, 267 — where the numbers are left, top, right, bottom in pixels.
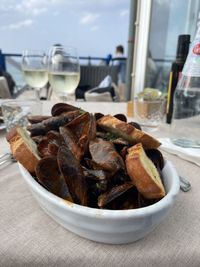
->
22, 50, 48, 100
48, 45, 80, 102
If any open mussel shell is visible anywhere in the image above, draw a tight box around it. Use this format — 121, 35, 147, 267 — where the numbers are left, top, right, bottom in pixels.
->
37, 131, 63, 157
59, 126, 83, 161
114, 114, 127, 122
51, 103, 79, 116
35, 156, 72, 201
94, 113, 104, 121
98, 182, 139, 209
145, 149, 164, 170
89, 138, 125, 173
128, 121, 142, 130
37, 137, 51, 157
57, 145, 88, 206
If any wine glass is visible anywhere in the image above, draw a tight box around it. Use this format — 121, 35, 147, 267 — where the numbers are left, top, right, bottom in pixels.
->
48, 45, 80, 102
22, 50, 48, 100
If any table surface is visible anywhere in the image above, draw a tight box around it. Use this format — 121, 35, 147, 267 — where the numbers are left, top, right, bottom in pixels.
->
0, 101, 200, 267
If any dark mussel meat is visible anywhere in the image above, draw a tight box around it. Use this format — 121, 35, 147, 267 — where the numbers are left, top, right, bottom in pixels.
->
57, 145, 88, 206
35, 156, 72, 201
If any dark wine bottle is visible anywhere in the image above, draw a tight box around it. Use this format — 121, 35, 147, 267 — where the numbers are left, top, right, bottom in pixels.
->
166, 34, 190, 124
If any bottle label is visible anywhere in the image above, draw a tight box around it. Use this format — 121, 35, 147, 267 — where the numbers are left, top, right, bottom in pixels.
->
182, 40, 200, 77
166, 72, 173, 113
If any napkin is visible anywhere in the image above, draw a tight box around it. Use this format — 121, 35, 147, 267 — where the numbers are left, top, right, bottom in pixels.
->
159, 138, 200, 167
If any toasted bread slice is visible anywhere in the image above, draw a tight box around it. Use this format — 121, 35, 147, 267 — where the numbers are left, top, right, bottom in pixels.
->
6, 127, 40, 174
97, 115, 161, 149
126, 143, 165, 199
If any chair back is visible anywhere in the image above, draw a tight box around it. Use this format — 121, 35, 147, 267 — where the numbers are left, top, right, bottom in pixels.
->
0, 77, 11, 98
79, 65, 119, 88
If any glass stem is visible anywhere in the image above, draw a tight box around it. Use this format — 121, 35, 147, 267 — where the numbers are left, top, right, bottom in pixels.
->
35, 88, 40, 101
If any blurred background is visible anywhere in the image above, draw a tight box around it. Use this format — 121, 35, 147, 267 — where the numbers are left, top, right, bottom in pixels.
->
0, 0, 200, 101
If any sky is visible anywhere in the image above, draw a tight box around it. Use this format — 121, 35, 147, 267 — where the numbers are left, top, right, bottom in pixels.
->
0, 0, 130, 58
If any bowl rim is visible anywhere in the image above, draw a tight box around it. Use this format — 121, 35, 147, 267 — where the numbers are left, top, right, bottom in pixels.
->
18, 160, 180, 219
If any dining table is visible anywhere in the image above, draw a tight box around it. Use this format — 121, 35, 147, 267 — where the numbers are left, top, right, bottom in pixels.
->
0, 101, 200, 267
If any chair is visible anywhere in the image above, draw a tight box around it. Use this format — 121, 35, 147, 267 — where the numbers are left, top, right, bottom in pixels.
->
0, 77, 11, 98
85, 90, 113, 102
77, 65, 119, 102
79, 65, 119, 88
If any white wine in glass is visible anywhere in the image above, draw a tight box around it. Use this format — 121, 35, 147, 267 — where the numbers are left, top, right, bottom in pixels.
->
22, 50, 48, 100
48, 46, 80, 101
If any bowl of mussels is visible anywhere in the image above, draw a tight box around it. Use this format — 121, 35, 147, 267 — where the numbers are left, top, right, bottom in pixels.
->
6, 103, 180, 244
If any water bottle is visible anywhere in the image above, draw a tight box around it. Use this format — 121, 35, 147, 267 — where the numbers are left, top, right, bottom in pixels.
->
171, 25, 200, 148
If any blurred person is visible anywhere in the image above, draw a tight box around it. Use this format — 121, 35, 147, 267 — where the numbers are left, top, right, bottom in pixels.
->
145, 50, 158, 88
112, 45, 126, 101
0, 67, 16, 96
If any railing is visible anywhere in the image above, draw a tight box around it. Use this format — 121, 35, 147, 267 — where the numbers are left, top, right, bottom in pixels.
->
0, 50, 114, 71
0, 50, 173, 70
0, 50, 173, 96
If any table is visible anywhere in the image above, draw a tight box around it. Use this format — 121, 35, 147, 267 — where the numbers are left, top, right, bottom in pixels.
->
1, 101, 200, 267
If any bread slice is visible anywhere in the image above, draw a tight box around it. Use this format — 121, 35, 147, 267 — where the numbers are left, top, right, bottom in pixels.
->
6, 127, 41, 174
126, 143, 165, 199
97, 115, 161, 149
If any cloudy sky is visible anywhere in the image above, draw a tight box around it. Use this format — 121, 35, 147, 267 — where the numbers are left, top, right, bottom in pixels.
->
0, 0, 130, 58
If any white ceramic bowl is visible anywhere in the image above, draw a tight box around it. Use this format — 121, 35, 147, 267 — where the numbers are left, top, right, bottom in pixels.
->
18, 160, 180, 244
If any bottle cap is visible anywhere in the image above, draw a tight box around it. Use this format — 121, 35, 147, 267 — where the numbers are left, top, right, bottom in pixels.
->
176, 35, 190, 61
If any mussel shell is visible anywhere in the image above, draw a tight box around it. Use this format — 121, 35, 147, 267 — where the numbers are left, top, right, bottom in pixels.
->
98, 182, 135, 209
35, 156, 72, 200
57, 145, 88, 206
89, 138, 125, 173
145, 149, 164, 170
32, 135, 44, 144
114, 114, 127, 122
28, 115, 52, 124
51, 103, 79, 116
59, 126, 83, 161
94, 113, 104, 121
37, 137, 51, 157
128, 121, 142, 130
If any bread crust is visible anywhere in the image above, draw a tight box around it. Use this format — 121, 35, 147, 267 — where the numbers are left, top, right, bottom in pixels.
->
126, 143, 165, 199
7, 127, 40, 174
97, 115, 161, 149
